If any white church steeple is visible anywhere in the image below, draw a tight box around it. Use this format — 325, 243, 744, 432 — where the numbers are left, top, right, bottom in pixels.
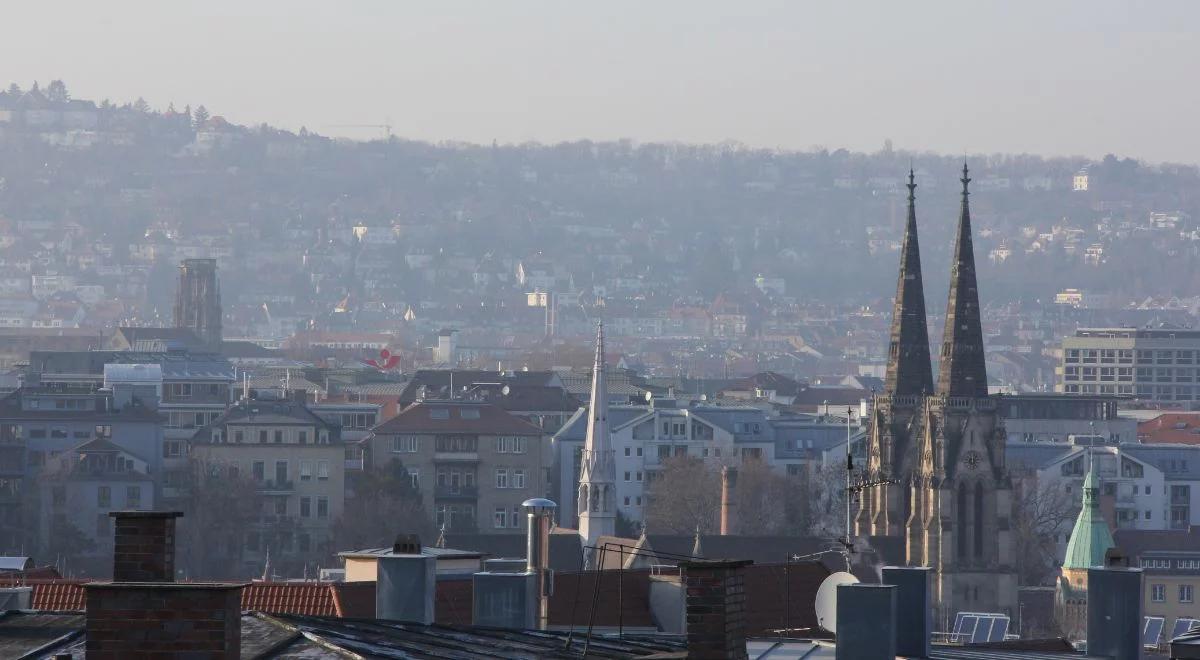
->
578, 320, 616, 562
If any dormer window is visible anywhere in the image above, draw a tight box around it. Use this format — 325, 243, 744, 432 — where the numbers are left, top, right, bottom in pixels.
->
430, 409, 450, 420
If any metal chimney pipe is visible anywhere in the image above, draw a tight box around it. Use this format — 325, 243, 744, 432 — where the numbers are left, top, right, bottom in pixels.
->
720, 466, 738, 535
523, 497, 557, 630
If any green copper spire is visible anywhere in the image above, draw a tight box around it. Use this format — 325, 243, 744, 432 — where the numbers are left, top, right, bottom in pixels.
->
1062, 457, 1115, 570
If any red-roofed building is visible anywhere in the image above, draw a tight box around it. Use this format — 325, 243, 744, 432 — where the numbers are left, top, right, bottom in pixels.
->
1139, 413, 1200, 445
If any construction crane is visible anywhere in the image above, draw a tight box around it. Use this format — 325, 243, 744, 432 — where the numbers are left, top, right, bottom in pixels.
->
323, 122, 393, 140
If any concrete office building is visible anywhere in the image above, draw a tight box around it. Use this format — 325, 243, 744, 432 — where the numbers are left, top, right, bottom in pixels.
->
1058, 326, 1200, 406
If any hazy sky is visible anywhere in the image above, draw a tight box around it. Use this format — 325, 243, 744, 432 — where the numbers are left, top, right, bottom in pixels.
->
7, 1, 1199, 163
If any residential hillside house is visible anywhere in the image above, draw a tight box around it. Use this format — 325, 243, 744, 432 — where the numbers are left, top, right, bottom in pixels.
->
366, 400, 549, 534
190, 394, 344, 575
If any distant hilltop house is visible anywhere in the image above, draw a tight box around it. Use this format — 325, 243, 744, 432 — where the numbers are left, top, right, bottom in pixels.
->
1073, 167, 1090, 191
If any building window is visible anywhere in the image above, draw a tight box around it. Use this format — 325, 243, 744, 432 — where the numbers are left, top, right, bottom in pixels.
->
511, 506, 520, 528
317, 461, 329, 480
636, 447, 643, 457
275, 460, 288, 485
274, 430, 283, 444
259, 430, 268, 444
408, 468, 420, 489
624, 471, 631, 482
234, 430, 244, 443
495, 469, 508, 489
636, 471, 643, 482
274, 497, 287, 516
97, 485, 110, 507
1182, 585, 1195, 603
494, 507, 507, 528
624, 496, 631, 506
1152, 584, 1166, 602
300, 497, 311, 518
392, 436, 419, 453
636, 496, 642, 506
126, 486, 141, 508
298, 431, 308, 444
300, 461, 313, 481
513, 469, 525, 489
316, 497, 329, 518
624, 447, 631, 457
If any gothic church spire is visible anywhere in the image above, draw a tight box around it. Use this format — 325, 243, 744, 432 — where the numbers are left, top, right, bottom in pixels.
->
578, 320, 616, 553
884, 169, 934, 396
937, 164, 989, 397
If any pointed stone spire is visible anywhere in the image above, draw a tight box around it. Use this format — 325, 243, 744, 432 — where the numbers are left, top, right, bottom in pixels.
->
691, 525, 704, 557
884, 168, 934, 397
578, 320, 616, 555
937, 164, 989, 398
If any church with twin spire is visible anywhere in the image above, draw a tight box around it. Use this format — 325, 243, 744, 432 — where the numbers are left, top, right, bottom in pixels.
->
856, 165, 1018, 621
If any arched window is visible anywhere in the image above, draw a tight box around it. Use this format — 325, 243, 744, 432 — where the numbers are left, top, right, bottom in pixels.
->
973, 482, 985, 559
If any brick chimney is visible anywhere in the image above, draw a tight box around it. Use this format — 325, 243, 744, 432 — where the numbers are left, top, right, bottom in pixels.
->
679, 559, 751, 660
720, 466, 737, 536
85, 511, 246, 659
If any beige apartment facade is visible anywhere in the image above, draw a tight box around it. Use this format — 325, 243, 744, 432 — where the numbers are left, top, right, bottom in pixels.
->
191, 395, 345, 575
1059, 327, 1200, 406
366, 400, 548, 535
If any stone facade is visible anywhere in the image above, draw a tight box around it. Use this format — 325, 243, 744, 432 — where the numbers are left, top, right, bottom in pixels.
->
857, 166, 1018, 622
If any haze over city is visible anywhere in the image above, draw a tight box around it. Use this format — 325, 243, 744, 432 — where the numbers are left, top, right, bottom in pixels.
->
2, 4, 1200, 658
6, 1, 1200, 162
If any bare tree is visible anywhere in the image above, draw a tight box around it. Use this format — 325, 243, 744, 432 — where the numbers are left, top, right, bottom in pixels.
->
734, 458, 800, 535
1012, 477, 1076, 586
803, 463, 848, 540
333, 458, 433, 550
644, 456, 720, 534
176, 457, 263, 579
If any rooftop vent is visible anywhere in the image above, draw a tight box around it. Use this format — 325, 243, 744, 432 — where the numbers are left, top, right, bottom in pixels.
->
392, 534, 421, 555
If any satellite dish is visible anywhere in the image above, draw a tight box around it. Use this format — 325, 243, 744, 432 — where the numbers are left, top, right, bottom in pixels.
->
501, 385, 510, 396
644, 391, 653, 403
814, 571, 859, 634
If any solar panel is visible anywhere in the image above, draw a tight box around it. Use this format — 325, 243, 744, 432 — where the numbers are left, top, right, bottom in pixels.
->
1143, 616, 1165, 647
959, 615, 979, 644
987, 617, 1010, 642
1172, 618, 1200, 640
951, 612, 968, 635
970, 617, 994, 644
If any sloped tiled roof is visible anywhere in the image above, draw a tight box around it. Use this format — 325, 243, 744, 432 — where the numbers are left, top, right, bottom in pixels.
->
242, 582, 337, 616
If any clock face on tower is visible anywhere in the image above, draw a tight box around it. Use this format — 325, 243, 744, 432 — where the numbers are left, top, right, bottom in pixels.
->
963, 450, 982, 471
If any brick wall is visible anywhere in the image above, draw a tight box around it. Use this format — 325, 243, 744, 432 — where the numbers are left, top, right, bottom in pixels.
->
110, 511, 181, 582
680, 559, 751, 660
84, 583, 243, 660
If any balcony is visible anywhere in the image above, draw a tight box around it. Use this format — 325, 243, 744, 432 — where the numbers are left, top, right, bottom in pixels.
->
434, 485, 479, 500
259, 479, 295, 493
344, 458, 364, 471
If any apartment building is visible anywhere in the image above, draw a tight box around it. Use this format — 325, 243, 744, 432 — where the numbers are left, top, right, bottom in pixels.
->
310, 401, 381, 475
0, 383, 164, 556
1009, 441, 1200, 564
190, 395, 344, 574
1115, 528, 1200, 642
551, 399, 806, 529
25, 349, 235, 501
1058, 327, 1200, 406
365, 400, 548, 534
